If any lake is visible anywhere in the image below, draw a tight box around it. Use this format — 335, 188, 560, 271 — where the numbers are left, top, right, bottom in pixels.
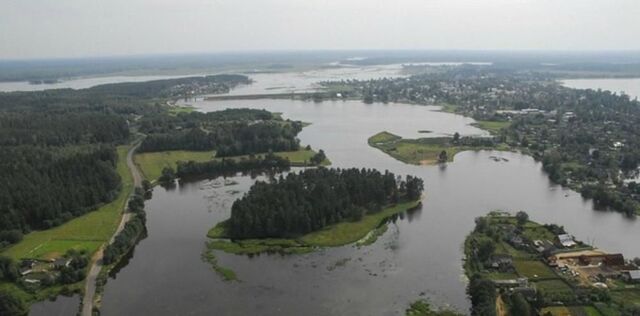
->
562, 78, 640, 99
98, 98, 640, 316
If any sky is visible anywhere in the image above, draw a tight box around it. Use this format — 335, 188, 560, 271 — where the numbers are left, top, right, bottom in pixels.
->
1, 0, 639, 59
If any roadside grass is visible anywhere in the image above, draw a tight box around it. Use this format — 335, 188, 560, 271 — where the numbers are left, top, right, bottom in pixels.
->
513, 260, 557, 279
471, 120, 511, 134
208, 200, 421, 253
135, 148, 330, 181
134, 150, 215, 181
2, 146, 132, 261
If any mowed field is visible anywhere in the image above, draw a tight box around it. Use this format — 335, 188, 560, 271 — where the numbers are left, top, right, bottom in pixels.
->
134, 150, 215, 181
135, 148, 330, 181
2, 146, 133, 260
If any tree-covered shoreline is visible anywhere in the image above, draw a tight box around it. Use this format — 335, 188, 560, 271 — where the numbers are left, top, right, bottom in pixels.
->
217, 167, 424, 239
324, 67, 640, 215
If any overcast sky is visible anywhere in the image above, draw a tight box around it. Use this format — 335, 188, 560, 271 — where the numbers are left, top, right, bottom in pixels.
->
1, 0, 639, 59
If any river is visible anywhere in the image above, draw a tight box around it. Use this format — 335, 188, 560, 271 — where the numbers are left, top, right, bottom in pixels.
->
97, 97, 640, 316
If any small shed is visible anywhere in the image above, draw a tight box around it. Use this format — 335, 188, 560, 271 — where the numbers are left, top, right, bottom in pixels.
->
624, 270, 640, 283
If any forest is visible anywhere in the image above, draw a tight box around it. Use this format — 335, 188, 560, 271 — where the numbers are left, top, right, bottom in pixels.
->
175, 152, 291, 179
138, 108, 303, 156
226, 168, 424, 239
0, 75, 248, 247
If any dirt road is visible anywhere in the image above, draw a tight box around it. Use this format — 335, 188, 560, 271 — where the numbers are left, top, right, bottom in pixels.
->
81, 141, 142, 316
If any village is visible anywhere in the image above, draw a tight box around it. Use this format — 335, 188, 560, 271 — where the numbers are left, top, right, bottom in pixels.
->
14, 250, 89, 290
466, 211, 640, 315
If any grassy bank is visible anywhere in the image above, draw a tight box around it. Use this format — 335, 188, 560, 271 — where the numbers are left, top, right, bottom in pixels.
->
134, 150, 215, 181
0, 145, 134, 304
369, 131, 505, 165
405, 299, 462, 316
3, 146, 133, 261
207, 200, 421, 254
135, 148, 330, 181
471, 120, 511, 134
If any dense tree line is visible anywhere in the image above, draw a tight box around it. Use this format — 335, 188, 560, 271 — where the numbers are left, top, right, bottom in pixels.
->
0, 112, 129, 146
175, 152, 291, 179
0, 75, 248, 247
0, 146, 120, 245
226, 168, 424, 239
103, 190, 147, 265
0, 289, 28, 316
467, 277, 497, 316
138, 109, 302, 156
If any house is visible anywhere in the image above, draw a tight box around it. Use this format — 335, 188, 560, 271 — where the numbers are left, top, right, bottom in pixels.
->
490, 254, 514, 272
53, 258, 71, 269
604, 254, 625, 267
508, 235, 524, 247
534, 240, 555, 253
557, 234, 577, 248
623, 270, 640, 283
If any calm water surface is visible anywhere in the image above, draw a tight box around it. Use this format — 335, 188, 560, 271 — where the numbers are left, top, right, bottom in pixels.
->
562, 78, 640, 99
99, 98, 640, 316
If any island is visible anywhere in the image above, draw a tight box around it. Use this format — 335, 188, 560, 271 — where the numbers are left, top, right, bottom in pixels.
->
465, 212, 640, 315
368, 131, 505, 165
203, 168, 424, 279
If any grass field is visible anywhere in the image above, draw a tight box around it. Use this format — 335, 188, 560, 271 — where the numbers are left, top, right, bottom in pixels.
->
534, 279, 575, 297
513, 260, 557, 279
273, 149, 331, 166
168, 105, 195, 115
208, 199, 421, 252
610, 290, 640, 307
368, 131, 402, 144
135, 148, 330, 181
300, 200, 420, 247
2, 146, 133, 261
471, 120, 511, 134
134, 150, 215, 181
367, 131, 503, 165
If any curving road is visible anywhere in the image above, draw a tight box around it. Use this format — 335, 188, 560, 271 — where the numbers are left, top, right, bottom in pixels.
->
81, 141, 143, 316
